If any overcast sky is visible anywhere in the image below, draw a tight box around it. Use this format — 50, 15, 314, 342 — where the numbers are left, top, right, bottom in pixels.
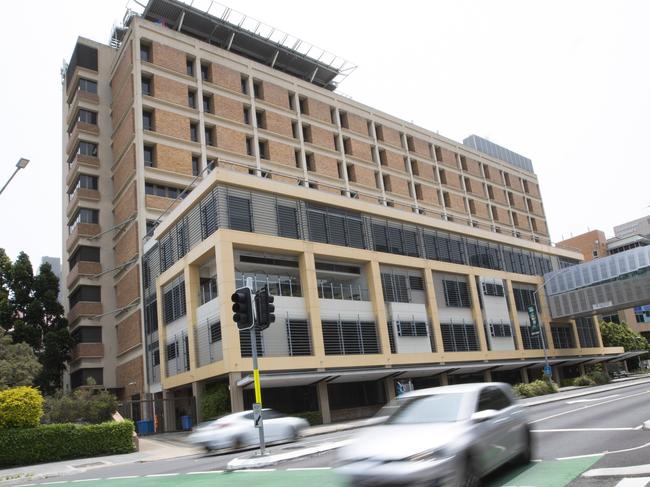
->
1, 0, 648, 265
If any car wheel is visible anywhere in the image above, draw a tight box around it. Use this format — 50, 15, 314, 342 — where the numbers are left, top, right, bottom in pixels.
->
458, 454, 481, 487
232, 436, 244, 450
514, 426, 532, 465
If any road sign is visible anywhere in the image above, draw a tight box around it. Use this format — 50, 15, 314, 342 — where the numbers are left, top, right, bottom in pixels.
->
527, 305, 540, 336
252, 403, 263, 429
543, 365, 552, 377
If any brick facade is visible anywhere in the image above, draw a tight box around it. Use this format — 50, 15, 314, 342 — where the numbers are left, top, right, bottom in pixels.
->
114, 223, 139, 267
115, 265, 140, 309
152, 74, 187, 106
154, 109, 190, 141
112, 144, 136, 195
112, 109, 135, 161
152, 41, 186, 74
114, 183, 137, 225
116, 311, 142, 355
156, 144, 193, 175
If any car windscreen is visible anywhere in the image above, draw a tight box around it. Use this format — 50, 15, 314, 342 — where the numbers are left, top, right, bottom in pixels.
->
385, 393, 464, 424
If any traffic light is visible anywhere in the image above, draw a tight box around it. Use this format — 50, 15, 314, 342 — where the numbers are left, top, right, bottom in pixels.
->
255, 286, 275, 330
231, 287, 253, 330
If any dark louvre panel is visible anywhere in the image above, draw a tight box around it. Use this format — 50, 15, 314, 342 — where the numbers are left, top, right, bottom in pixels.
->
381, 273, 396, 302
159, 234, 174, 272
209, 321, 222, 343
520, 326, 544, 349
443, 280, 471, 308
228, 195, 253, 232
286, 319, 311, 356
409, 275, 424, 291
277, 205, 299, 239
576, 317, 597, 348
387, 226, 403, 255
423, 233, 437, 260
395, 275, 409, 303
359, 321, 380, 354
328, 214, 347, 246
240, 328, 264, 357
308, 210, 328, 243
441, 323, 479, 352
322, 320, 379, 355
551, 325, 574, 349
448, 236, 466, 265
387, 321, 396, 353
346, 218, 365, 249
322, 321, 343, 355
402, 229, 419, 257
372, 223, 388, 252
200, 193, 218, 239
397, 320, 428, 337
176, 219, 189, 258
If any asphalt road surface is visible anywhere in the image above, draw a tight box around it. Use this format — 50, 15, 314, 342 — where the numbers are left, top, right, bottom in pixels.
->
5, 381, 650, 487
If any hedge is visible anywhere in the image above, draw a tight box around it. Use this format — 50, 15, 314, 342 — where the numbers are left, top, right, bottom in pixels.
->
513, 379, 558, 398
0, 420, 135, 467
0, 386, 43, 428
293, 411, 323, 426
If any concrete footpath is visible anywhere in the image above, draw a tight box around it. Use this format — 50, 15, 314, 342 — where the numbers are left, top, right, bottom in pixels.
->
1, 374, 649, 482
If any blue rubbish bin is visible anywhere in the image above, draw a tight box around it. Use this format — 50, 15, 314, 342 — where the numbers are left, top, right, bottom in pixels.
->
181, 415, 192, 431
136, 420, 149, 436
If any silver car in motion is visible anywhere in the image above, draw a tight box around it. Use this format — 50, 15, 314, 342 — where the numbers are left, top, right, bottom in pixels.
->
337, 383, 531, 487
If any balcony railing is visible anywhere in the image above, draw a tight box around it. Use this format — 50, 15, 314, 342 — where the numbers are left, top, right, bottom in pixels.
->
235, 274, 302, 297
317, 280, 369, 301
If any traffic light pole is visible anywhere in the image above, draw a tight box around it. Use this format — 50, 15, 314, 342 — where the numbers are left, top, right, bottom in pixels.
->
245, 278, 267, 456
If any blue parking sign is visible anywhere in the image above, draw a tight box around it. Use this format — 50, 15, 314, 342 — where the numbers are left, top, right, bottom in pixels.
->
543, 365, 552, 376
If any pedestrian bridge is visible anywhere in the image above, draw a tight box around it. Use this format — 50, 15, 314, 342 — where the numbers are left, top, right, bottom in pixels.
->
545, 246, 650, 319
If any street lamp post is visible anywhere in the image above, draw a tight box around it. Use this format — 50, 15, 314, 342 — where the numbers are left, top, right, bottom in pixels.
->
0, 158, 30, 196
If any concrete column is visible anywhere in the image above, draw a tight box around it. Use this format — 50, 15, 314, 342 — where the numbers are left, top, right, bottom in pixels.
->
384, 377, 396, 402
423, 266, 444, 354
299, 251, 325, 362
534, 284, 556, 354
483, 369, 492, 382
184, 265, 200, 371
228, 372, 244, 413
366, 260, 391, 359
578, 364, 586, 377
520, 368, 529, 384
162, 390, 176, 432
552, 366, 561, 384
569, 319, 581, 350
592, 315, 604, 348
317, 382, 331, 424
192, 381, 205, 423
504, 279, 524, 351
439, 373, 449, 386
214, 235, 241, 368
468, 274, 489, 352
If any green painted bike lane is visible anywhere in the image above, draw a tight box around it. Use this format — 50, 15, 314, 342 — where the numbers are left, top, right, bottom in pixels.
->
32, 456, 601, 487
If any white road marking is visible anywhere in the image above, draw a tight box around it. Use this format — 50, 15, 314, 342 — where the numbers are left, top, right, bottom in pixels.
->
234, 469, 277, 472
145, 473, 179, 477
530, 389, 650, 424
14, 484, 36, 487
560, 441, 650, 461
566, 394, 619, 404
40, 483, 67, 485
106, 476, 138, 480
186, 471, 224, 475
614, 477, 650, 487
584, 464, 650, 477
532, 427, 635, 432
72, 479, 101, 483
286, 467, 332, 471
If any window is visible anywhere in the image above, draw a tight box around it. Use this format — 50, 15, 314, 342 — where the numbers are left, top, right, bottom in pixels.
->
143, 145, 155, 167
483, 164, 490, 179
245, 136, 254, 156
482, 282, 505, 297
204, 126, 215, 146
258, 140, 269, 160
464, 177, 472, 193
513, 288, 537, 312
145, 183, 184, 199
441, 323, 479, 352
306, 153, 315, 172
277, 205, 299, 239
162, 278, 186, 324
192, 156, 200, 176
339, 111, 349, 129
302, 125, 312, 143
298, 96, 307, 115
255, 109, 266, 129
503, 172, 511, 186
203, 94, 212, 113
576, 317, 597, 348
434, 146, 443, 162
288, 91, 295, 110
286, 320, 311, 356
141, 76, 152, 96
140, 42, 151, 62
397, 320, 428, 337
438, 169, 447, 185
209, 320, 222, 342
69, 208, 99, 231
522, 179, 530, 193
551, 324, 575, 349
68, 246, 100, 268
186, 58, 194, 76
477, 387, 511, 411
253, 80, 263, 99
241, 75, 249, 94
460, 155, 468, 171
76, 141, 98, 158
243, 106, 251, 124
487, 185, 495, 199
187, 90, 196, 108
78, 78, 97, 94
489, 322, 512, 337
69, 285, 101, 308
190, 123, 198, 142
200, 64, 209, 81
307, 204, 365, 249
322, 320, 379, 355
71, 326, 102, 344
71, 174, 98, 194
142, 110, 153, 131
442, 279, 471, 308
227, 195, 252, 232
468, 199, 476, 215
78, 109, 97, 125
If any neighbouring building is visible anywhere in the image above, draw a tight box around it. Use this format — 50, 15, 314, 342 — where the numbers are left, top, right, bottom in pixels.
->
62, 0, 624, 428
557, 216, 650, 340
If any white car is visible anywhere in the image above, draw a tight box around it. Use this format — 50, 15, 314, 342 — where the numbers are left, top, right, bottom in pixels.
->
187, 409, 309, 451
337, 383, 531, 487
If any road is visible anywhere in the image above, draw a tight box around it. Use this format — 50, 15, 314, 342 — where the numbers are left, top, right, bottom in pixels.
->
5, 381, 650, 487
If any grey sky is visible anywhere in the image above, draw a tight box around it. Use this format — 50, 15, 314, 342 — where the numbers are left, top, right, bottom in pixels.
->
1, 0, 648, 265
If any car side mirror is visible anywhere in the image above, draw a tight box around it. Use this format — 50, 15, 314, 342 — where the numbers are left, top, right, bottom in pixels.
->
471, 409, 499, 423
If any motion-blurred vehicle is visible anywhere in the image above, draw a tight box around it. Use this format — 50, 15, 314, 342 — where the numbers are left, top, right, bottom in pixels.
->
187, 409, 309, 451
337, 383, 531, 487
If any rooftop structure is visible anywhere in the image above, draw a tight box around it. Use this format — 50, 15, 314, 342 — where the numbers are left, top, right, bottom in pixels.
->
463, 135, 534, 173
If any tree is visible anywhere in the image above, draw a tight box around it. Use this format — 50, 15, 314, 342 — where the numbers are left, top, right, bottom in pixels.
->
0, 251, 73, 394
0, 330, 42, 389
599, 321, 649, 351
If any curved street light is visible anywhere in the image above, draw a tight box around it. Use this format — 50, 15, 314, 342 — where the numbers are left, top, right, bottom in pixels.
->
0, 158, 30, 196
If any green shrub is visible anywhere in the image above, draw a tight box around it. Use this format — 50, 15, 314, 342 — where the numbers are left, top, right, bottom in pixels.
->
587, 364, 610, 385
293, 411, 322, 426
513, 379, 557, 398
0, 420, 134, 467
200, 383, 231, 420
573, 375, 596, 387
44, 388, 118, 424
560, 378, 575, 387
0, 386, 44, 428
